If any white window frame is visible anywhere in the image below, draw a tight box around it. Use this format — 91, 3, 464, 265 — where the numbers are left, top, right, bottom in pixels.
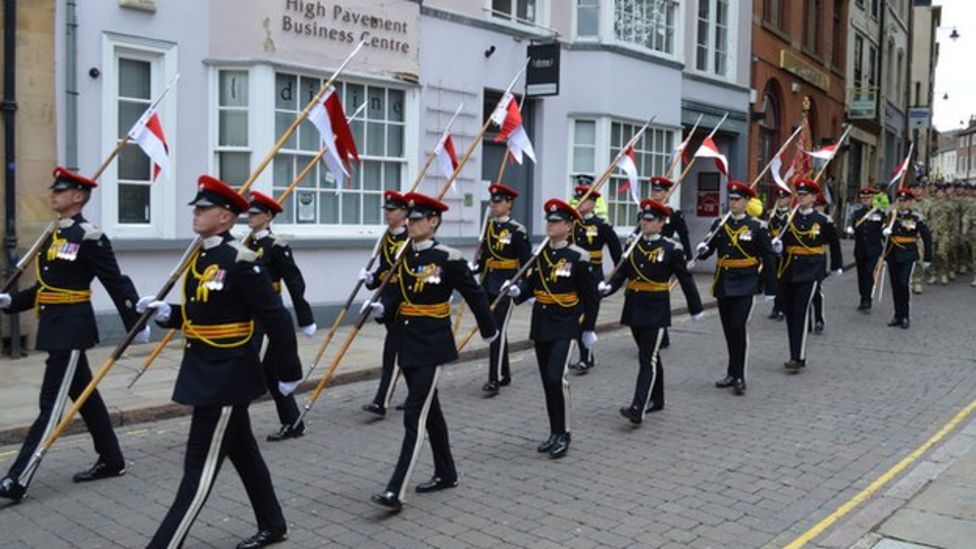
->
605, 0, 683, 62
209, 64, 417, 239
573, 0, 602, 41
99, 33, 178, 239
692, 0, 737, 81
484, 0, 552, 34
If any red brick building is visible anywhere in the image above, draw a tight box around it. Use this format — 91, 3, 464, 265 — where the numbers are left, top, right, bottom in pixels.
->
748, 0, 848, 203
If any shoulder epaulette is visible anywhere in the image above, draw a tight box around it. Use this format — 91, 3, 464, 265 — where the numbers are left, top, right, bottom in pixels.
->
664, 237, 683, 251
509, 219, 528, 234
567, 244, 591, 263
433, 243, 463, 261
79, 222, 103, 241
270, 233, 290, 247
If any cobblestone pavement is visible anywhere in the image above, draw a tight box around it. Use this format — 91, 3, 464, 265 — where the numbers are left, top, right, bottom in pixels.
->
1, 272, 974, 548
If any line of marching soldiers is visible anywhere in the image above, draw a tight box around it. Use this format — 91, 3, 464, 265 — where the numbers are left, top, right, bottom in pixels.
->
907, 183, 976, 291
0, 167, 936, 547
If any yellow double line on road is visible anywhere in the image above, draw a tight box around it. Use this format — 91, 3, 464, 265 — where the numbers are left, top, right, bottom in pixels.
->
785, 398, 976, 548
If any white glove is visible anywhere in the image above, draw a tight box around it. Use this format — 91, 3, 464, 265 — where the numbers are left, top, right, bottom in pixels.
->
691, 312, 705, 322
0, 293, 10, 309
468, 261, 479, 273
581, 330, 598, 349
597, 281, 612, 296
278, 380, 300, 396
695, 242, 709, 257
833, 268, 844, 276
134, 324, 151, 344
923, 261, 932, 269
136, 296, 171, 322
301, 323, 317, 338
882, 227, 892, 237
359, 300, 384, 318
763, 294, 776, 302
771, 239, 783, 254
482, 330, 500, 344
358, 268, 374, 285
501, 280, 520, 298
845, 226, 855, 236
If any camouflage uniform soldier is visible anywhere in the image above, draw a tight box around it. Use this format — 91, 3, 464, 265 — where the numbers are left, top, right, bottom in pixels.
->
911, 186, 931, 293
928, 186, 954, 285
963, 186, 976, 287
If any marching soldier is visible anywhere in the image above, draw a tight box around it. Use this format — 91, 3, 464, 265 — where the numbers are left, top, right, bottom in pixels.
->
569, 184, 621, 374
599, 199, 703, 423
767, 189, 792, 320
694, 182, 776, 396
928, 185, 953, 285
846, 187, 885, 311
883, 188, 933, 329
505, 199, 599, 457
649, 176, 692, 349
771, 178, 843, 373
473, 183, 532, 396
246, 191, 317, 441
361, 190, 410, 417
140, 176, 302, 548
809, 193, 830, 334
0, 168, 146, 503
369, 193, 497, 512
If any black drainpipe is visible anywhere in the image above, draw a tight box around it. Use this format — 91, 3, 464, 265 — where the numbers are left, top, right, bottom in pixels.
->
2, 0, 21, 356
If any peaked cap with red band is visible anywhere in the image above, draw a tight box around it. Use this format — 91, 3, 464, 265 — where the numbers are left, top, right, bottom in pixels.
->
858, 187, 879, 197
727, 181, 757, 199
50, 166, 97, 191
815, 193, 828, 206
544, 198, 582, 222
383, 190, 408, 209
639, 198, 672, 220
404, 192, 449, 219
795, 178, 821, 195
248, 191, 283, 215
650, 176, 674, 191
488, 183, 520, 201
895, 188, 915, 200
189, 175, 249, 214
574, 185, 600, 200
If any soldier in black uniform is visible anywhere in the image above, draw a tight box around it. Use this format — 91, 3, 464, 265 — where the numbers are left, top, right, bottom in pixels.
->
771, 179, 843, 373
246, 191, 317, 441
568, 185, 621, 374
883, 188, 933, 329
369, 192, 497, 512
361, 190, 409, 417
809, 193, 830, 334
767, 188, 792, 320
600, 199, 703, 423
650, 176, 692, 349
140, 176, 302, 549
506, 199, 598, 457
694, 182, 777, 395
846, 187, 885, 311
474, 183, 532, 395
0, 167, 145, 503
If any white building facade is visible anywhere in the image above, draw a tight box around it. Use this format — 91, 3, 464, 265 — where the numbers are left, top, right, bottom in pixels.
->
52, 0, 750, 339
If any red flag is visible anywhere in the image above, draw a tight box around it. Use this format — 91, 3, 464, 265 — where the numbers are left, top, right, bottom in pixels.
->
129, 110, 170, 182
324, 91, 360, 169
694, 137, 728, 176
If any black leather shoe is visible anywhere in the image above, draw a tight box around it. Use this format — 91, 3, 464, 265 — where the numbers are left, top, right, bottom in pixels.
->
415, 476, 458, 493
900, 318, 911, 330
0, 477, 26, 502
549, 433, 571, 459
482, 381, 500, 395
887, 318, 902, 327
715, 375, 735, 388
619, 406, 642, 425
813, 321, 824, 334
784, 360, 803, 372
537, 434, 558, 453
267, 422, 305, 442
499, 377, 511, 387
236, 527, 287, 549
733, 379, 746, 396
370, 491, 402, 512
645, 403, 664, 414
568, 361, 587, 373
362, 403, 386, 417
73, 460, 126, 483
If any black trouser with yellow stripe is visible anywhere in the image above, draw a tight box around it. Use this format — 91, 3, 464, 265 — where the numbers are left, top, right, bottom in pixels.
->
149, 404, 285, 548
6, 350, 123, 489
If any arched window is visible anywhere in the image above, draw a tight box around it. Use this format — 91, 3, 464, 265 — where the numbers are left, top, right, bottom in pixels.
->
758, 81, 782, 200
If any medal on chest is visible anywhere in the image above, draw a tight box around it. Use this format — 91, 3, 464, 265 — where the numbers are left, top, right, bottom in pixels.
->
413, 263, 442, 292
194, 263, 227, 303
902, 220, 916, 231
641, 246, 665, 263
585, 225, 598, 245
47, 233, 80, 262
494, 228, 512, 250
810, 223, 821, 237
548, 258, 573, 282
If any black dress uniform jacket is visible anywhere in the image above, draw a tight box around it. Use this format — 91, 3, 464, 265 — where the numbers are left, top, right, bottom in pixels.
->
365, 227, 409, 322
156, 233, 302, 407
661, 210, 693, 261
247, 230, 314, 327
698, 215, 778, 297
5, 215, 140, 350
390, 240, 496, 368
850, 207, 885, 259
476, 216, 532, 295
514, 242, 599, 340
777, 209, 843, 283
886, 210, 933, 264
605, 236, 703, 327
572, 214, 622, 273
768, 207, 790, 240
